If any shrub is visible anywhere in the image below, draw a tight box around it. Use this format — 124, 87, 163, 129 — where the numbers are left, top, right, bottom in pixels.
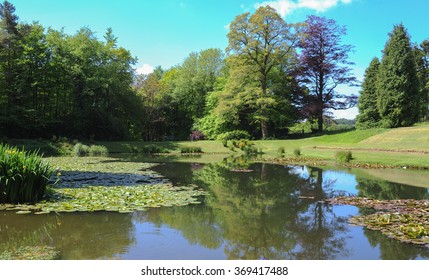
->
140, 145, 169, 154
335, 150, 353, 164
243, 145, 258, 155
0, 144, 53, 203
189, 131, 205, 141
180, 146, 203, 153
227, 143, 235, 151
222, 139, 228, 147
217, 130, 251, 141
73, 143, 90, 156
278, 147, 285, 155
89, 145, 109, 156
73, 143, 109, 156
293, 148, 301, 157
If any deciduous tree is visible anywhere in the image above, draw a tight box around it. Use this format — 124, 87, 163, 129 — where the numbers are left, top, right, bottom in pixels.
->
225, 6, 298, 138
298, 15, 357, 132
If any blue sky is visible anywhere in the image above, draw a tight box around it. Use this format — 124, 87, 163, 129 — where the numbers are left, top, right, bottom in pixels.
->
8, 0, 429, 119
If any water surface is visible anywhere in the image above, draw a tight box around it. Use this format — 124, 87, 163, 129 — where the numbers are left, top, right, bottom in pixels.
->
1, 159, 429, 260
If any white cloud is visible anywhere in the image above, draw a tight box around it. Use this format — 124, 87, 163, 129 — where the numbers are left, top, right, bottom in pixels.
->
136, 63, 154, 75
255, 0, 353, 17
331, 107, 358, 120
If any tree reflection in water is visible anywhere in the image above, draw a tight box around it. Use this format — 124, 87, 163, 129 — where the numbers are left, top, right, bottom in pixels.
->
0, 211, 136, 259
149, 161, 352, 259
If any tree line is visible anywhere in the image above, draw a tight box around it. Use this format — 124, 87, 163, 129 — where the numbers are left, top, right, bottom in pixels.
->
1, 1, 427, 141
356, 25, 429, 129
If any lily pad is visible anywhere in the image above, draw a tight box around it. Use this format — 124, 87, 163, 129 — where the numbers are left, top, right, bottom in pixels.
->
16, 211, 32, 215
326, 196, 429, 246
1, 156, 209, 215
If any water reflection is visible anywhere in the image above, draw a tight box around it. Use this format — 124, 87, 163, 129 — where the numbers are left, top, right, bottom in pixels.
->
356, 178, 429, 200
150, 161, 429, 260
1, 159, 429, 260
0, 211, 135, 259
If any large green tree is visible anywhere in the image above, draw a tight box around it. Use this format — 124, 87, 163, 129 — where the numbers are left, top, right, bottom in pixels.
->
414, 40, 429, 121
224, 6, 298, 139
376, 24, 420, 127
172, 48, 225, 134
356, 58, 381, 129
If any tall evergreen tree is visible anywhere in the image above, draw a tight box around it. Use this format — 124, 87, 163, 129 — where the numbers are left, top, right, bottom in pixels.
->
376, 24, 420, 127
414, 40, 429, 121
356, 58, 381, 129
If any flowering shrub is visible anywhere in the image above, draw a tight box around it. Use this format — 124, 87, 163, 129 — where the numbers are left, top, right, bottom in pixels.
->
0, 144, 53, 203
189, 131, 205, 141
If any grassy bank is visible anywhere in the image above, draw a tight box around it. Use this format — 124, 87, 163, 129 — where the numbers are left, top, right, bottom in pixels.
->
99, 123, 429, 168
3, 123, 429, 168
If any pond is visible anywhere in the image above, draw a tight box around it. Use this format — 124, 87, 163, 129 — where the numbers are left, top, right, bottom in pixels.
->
1, 156, 429, 260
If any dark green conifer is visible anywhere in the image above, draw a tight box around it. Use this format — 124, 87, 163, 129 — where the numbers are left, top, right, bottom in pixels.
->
376, 24, 420, 127
356, 58, 381, 129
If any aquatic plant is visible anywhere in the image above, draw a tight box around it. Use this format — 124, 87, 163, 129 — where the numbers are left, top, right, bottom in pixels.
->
335, 150, 353, 164
73, 143, 108, 156
293, 148, 301, 157
0, 156, 208, 214
0, 144, 52, 203
0, 184, 208, 214
0, 246, 60, 260
88, 145, 109, 156
73, 143, 90, 156
326, 196, 429, 245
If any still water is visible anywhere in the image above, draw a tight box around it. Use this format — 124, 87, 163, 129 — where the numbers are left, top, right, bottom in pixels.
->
1, 158, 429, 260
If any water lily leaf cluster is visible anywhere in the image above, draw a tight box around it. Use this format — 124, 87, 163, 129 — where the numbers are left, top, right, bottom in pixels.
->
46, 157, 159, 174
0, 184, 207, 214
327, 196, 429, 245
0, 157, 208, 214
0, 246, 60, 260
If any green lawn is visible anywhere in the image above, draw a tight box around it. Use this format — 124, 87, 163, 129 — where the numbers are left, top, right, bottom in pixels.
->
95, 123, 429, 168
4, 123, 429, 168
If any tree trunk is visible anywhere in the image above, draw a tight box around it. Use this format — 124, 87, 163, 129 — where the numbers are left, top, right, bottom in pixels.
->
317, 114, 324, 132
261, 119, 268, 139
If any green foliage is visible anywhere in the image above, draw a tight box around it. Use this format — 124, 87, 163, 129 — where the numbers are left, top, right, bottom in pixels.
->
73, 143, 90, 156
376, 24, 420, 128
0, 144, 52, 203
243, 145, 259, 155
180, 146, 203, 153
277, 147, 285, 156
224, 6, 299, 139
222, 139, 228, 147
414, 40, 429, 121
356, 58, 382, 129
139, 145, 169, 154
0, 3, 142, 140
217, 130, 251, 141
88, 145, 109, 156
335, 150, 353, 164
293, 148, 301, 157
72, 143, 108, 157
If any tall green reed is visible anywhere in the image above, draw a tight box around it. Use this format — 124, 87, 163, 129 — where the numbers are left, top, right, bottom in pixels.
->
0, 144, 53, 203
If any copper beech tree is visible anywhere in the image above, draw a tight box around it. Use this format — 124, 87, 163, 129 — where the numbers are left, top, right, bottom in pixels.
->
298, 15, 358, 132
